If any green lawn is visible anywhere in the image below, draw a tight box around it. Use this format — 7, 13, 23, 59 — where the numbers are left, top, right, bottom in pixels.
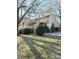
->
17, 36, 61, 59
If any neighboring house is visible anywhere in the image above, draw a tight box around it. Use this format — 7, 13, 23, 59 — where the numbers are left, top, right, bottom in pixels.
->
18, 14, 61, 31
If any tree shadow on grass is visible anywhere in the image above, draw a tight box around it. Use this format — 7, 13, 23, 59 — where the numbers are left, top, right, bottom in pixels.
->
32, 40, 61, 56
29, 38, 61, 46
22, 36, 61, 59
23, 37, 44, 59
32, 39, 61, 51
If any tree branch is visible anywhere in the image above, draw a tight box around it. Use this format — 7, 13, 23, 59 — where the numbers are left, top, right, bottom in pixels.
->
18, 0, 37, 24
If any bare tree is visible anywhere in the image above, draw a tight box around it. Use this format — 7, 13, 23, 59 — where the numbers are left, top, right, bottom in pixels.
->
50, 0, 61, 31
56, 0, 61, 31
17, 0, 50, 35
17, 0, 61, 35
17, 0, 38, 35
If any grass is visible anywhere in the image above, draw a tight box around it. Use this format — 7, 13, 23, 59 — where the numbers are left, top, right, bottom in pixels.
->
17, 35, 61, 59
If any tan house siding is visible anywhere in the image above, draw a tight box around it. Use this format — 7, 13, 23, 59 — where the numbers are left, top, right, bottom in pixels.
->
18, 15, 60, 30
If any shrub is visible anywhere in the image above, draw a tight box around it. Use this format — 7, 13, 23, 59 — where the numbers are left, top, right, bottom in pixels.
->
44, 24, 50, 33
23, 28, 34, 34
19, 29, 23, 34
36, 25, 45, 36
50, 28, 54, 32
54, 28, 59, 32
50, 26, 59, 32
19, 28, 34, 34
50, 23, 54, 32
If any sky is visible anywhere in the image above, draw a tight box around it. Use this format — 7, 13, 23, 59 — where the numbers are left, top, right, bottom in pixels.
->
18, 0, 61, 19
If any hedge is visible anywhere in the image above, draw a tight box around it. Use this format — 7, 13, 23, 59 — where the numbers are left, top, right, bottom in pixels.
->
19, 28, 34, 34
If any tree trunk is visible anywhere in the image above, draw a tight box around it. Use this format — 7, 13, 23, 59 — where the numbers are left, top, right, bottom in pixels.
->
17, 24, 19, 36
17, 7, 19, 36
